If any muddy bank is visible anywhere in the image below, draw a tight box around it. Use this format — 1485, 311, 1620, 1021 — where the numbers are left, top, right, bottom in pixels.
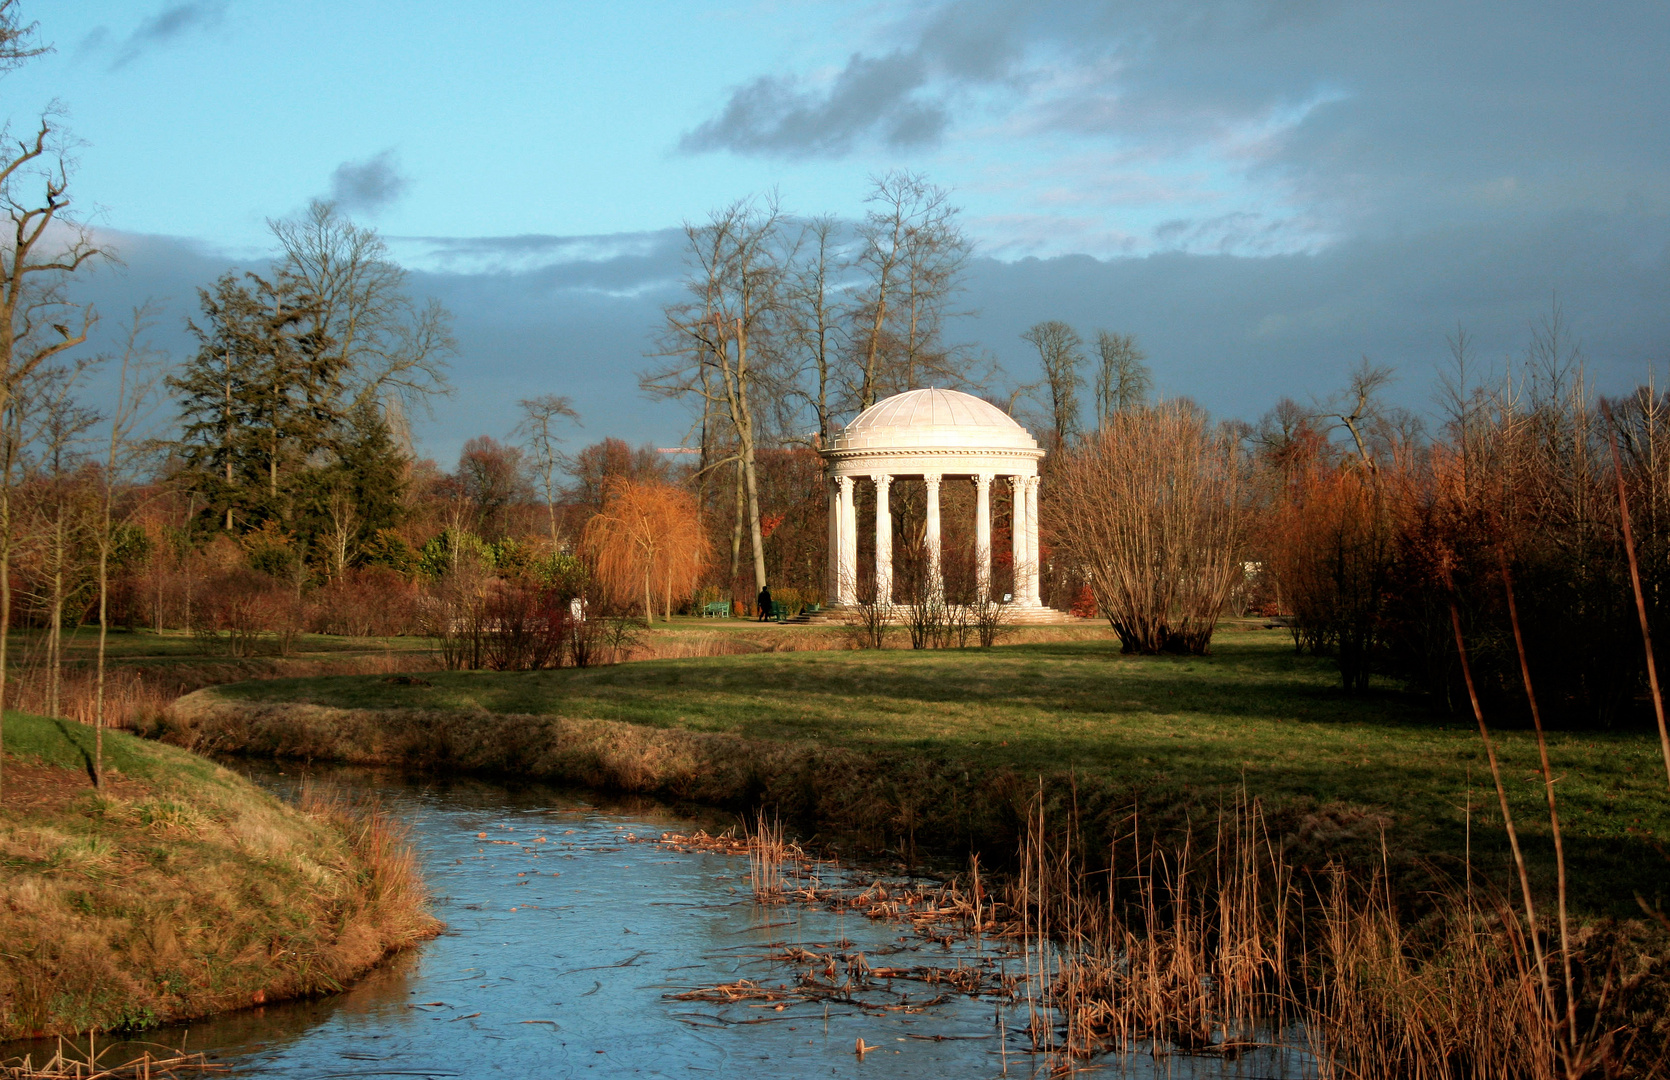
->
159, 690, 1400, 876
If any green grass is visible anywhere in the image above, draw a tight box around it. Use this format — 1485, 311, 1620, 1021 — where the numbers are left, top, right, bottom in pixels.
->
206, 629, 1670, 914
1, 709, 186, 783
9, 626, 431, 667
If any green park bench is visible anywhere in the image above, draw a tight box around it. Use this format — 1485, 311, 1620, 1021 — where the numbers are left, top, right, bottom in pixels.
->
702, 601, 732, 618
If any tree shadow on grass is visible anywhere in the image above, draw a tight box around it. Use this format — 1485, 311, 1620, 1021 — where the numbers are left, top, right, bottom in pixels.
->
49, 718, 98, 785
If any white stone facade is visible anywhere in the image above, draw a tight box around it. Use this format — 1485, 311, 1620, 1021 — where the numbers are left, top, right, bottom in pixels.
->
818, 388, 1048, 611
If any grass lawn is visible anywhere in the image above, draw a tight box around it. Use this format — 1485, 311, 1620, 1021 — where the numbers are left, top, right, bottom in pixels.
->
204, 628, 1670, 916
9, 626, 431, 668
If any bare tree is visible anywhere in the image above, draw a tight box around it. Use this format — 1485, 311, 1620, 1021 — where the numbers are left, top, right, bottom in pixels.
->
515, 393, 580, 547
0, 2, 45, 73
1094, 331, 1151, 426
270, 200, 454, 415
454, 435, 530, 540
1050, 403, 1246, 655
0, 107, 104, 799
19, 360, 98, 719
1327, 358, 1396, 474
92, 306, 164, 787
645, 197, 784, 595
1024, 320, 1084, 450
780, 215, 846, 445
847, 172, 973, 408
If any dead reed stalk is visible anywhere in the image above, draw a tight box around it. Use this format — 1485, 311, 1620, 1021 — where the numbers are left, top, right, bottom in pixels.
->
0, 1041, 225, 1080
1608, 421, 1670, 798
1007, 783, 1612, 1078
0, 1035, 226, 1079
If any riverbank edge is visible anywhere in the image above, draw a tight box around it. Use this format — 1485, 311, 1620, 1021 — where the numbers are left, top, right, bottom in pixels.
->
0, 713, 442, 1043
158, 689, 1454, 884
156, 691, 1670, 1064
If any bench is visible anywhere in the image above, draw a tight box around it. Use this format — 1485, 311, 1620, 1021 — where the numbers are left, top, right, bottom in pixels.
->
702, 601, 732, 618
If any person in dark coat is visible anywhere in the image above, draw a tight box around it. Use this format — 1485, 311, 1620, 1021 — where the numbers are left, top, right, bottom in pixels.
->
757, 585, 773, 621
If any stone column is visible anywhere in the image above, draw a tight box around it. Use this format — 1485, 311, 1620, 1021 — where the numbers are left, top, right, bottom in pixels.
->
1026, 475, 1042, 606
1010, 475, 1027, 605
923, 473, 943, 602
826, 474, 840, 602
837, 475, 857, 605
873, 473, 894, 605
974, 473, 993, 602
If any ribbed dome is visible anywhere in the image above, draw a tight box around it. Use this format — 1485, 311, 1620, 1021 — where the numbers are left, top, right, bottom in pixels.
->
833, 388, 1038, 452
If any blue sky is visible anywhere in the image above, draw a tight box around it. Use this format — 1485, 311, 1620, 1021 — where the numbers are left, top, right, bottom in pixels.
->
18, 1, 1670, 460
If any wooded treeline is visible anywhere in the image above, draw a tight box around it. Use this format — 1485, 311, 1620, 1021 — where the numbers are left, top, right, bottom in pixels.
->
1035, 306, 1670, 732
2, 0, 1663, 741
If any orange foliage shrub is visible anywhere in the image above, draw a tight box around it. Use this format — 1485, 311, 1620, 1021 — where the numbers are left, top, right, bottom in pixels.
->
581, 479, 711, 622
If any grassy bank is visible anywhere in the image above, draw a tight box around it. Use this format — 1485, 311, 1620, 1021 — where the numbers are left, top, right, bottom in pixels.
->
0, 711, 439, 1040
163, 630, 1670, 916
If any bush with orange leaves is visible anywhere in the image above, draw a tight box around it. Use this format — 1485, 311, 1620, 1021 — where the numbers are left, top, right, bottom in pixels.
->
581, 479, 712, 623
1265, 460, 1412, 692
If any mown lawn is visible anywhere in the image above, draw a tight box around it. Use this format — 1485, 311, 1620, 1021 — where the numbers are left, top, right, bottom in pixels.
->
16, 626, 432, 666
208, 629, 1670, 914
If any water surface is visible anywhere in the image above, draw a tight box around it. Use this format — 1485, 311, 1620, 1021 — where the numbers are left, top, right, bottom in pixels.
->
12, 765, 1314, 1078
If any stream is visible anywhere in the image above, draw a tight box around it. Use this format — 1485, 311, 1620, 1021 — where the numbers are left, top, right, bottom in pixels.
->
15, 765, 1317, 1078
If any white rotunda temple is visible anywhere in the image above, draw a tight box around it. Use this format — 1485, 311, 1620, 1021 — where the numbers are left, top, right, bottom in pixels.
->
819, 388, 1060, 619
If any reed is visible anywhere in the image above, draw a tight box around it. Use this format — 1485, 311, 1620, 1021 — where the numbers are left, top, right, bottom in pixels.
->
746, 808, 792, 903
0, 1035, 225, 1078
1006, 788, 1639, 1078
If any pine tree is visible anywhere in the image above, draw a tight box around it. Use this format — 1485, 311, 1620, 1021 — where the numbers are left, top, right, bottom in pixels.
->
171, 271, 344, 533
297, 395, 409, 575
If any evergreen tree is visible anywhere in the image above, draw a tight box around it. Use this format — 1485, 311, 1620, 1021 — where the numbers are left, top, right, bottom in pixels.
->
171, 271, 345, 534
298, 396, 409, 575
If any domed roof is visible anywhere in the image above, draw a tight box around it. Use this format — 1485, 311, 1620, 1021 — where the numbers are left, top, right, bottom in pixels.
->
832, 388, 1038, 452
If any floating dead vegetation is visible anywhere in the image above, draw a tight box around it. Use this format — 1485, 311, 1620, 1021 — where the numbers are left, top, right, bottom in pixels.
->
650, 813, 1035, 1047
646, 795, 1639, 1078
0, 1036, 227, 1079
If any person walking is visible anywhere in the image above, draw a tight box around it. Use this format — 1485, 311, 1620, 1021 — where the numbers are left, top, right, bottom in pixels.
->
757, 584, 773, 622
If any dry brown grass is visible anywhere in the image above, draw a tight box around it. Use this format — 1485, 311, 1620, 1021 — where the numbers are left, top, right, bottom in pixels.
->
1005, 791, 1632, 1077
629, 626, 855, 660
0, 714, 440, 1040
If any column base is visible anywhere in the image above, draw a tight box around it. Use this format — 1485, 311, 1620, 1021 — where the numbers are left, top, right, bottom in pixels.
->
806, 602, 1074, 626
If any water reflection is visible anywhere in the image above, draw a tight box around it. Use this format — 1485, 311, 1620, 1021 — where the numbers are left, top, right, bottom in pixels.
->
8, 765, 1314, 1078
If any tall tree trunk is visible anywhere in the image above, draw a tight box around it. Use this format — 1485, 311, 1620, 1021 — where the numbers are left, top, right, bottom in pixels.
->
723, 321, 767, 592
0, 420, 13, 802
94, 530, 108, 788
48, 512, 62, 719
730, 458, 744, 586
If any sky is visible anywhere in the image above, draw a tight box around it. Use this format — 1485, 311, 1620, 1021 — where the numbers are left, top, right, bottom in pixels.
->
13, 0, 1670, 461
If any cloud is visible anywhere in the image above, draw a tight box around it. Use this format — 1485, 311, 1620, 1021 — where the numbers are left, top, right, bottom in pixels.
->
679, 0, 1670, 259
66, 202, 1670, 468
680, 51, 950, 158
327, 150, 410, 214
679, 0, 1035, 158
110, 1, 226, 69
